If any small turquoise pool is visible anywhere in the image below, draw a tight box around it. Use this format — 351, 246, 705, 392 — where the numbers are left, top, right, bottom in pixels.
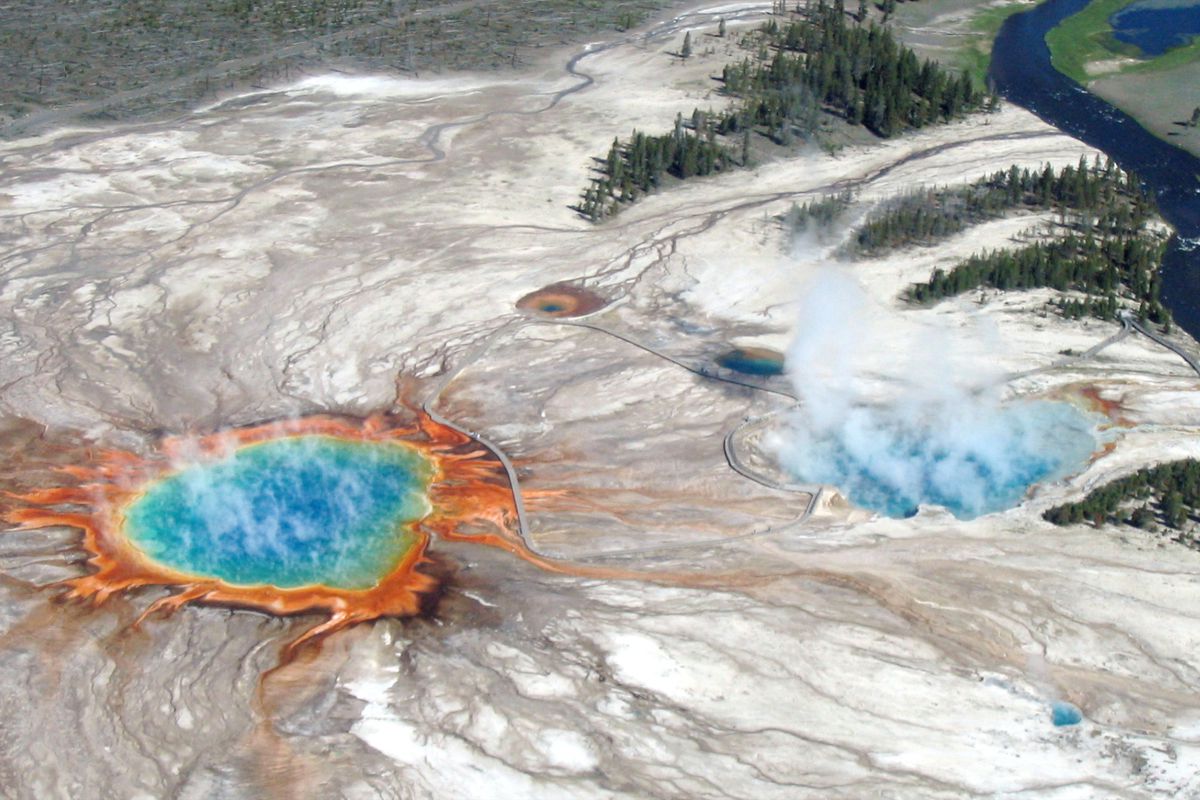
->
1051, 701, 1083, 726
781, 400, 1097, 519
122, 436, 432, 590
717, 348, 786, 377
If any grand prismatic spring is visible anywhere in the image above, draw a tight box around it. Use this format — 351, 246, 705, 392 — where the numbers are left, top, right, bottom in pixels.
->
4, 2, 1200, 795
4, 413, 574, 653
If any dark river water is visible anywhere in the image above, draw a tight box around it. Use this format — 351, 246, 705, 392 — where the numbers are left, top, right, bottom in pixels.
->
989, 0, 1200, 338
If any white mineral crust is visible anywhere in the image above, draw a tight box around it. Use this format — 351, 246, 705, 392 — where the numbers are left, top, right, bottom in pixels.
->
1, 3, 1198, 798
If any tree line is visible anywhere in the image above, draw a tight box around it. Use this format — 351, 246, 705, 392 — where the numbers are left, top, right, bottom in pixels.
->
720, 2, 987, 139
851, 156, 1153, 254
901, 158, 1170, 325
578, 0, 988, 220
1044, 459, 1200, 548
1, 0, 674, 130
908, 232, 1169, 323
578, 118, 734, 220
784, 189, 854, 234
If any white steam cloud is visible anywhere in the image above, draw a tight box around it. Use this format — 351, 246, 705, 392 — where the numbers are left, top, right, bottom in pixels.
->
771, 269, 1095, 519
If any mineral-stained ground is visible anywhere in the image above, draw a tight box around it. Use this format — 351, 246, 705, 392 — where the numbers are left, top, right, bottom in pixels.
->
2, 3, 1200, 798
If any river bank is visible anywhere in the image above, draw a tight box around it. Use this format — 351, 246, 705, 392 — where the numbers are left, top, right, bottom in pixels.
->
2, 4, 1199, 797
1043, 0, 1200, 159
989, 0, 1200, 341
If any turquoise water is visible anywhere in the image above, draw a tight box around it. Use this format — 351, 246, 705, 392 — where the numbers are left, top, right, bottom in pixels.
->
1110, 1, 1200, 57
1051, 701, 1083, 726
785, 400, 1096, 519
123, 436, 432, 590
717, 350, 785, 376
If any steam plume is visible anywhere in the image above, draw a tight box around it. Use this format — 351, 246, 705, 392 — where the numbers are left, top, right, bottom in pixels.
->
772, 269, 1094, 519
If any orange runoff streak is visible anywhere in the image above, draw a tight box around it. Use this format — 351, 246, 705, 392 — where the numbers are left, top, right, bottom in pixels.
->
4, 412, 584, 654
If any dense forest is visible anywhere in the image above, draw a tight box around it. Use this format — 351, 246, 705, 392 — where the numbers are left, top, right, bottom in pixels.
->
578, 121, 734, 219
850, 157, 1154, 253
899, 158, 1171, 325
719, 2, 986, 138
909, 231, 1168, 317
1044, 459, 1200, 549
578, 1, 987, 220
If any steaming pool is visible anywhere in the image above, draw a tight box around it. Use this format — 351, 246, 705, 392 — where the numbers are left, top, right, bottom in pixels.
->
122, 436, 433, 590
781, 400, 1098, 519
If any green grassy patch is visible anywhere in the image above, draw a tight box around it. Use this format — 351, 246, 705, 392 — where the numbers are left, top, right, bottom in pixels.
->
961, 1, 1039, 87
1124, 32, 1200, 75
1046, 0, 1200, 84
1046, 0, 1141, 82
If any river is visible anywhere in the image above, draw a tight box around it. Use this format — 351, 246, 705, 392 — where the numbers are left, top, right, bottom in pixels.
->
989, 0, 1200, 338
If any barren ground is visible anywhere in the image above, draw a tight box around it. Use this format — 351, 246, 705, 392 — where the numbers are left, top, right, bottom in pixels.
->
1090, 59, 1200, 158
2, 3, 1200, 798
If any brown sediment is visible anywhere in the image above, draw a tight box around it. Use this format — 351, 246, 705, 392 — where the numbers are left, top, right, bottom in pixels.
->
1074, 384, 1133, 426
1091, 440, 1119, 463
516, 283, 607, 318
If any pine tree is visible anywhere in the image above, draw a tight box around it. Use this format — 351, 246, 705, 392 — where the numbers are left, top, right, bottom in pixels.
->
578, 8, 990, 221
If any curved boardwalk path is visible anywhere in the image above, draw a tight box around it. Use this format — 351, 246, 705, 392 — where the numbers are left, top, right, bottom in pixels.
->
1121, 311, 1200, 378
418, 313, 821, 563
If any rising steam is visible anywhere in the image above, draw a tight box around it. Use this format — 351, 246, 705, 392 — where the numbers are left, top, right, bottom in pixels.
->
772, 270, 1095, 519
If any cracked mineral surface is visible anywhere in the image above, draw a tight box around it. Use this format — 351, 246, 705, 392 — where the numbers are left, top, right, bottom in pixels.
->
2, 3, 1200, 798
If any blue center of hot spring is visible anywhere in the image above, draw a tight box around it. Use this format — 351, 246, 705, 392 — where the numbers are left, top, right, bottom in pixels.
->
1051, 701, 1083, 727
784, 401, 1096, 519
718, 350, 785, 376
122, 436, 432, 590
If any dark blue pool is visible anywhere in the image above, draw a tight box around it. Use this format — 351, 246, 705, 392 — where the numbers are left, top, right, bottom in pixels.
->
1111, 1, 1200, 57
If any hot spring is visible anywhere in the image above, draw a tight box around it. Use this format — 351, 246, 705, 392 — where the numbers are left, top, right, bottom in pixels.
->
7, 413, 563, 649
516, 283, 607, 318
122, 436, 433, 590
778, 399, 1096, 519
1051, 701, 1084, 727
776, 270, 1101, 520
717, 347, 786, 377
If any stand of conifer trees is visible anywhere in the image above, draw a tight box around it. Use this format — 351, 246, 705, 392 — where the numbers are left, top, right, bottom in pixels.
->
578, 0, 988, 221
851, 157, 1152, 254
898, 158, 1170, 324
784, 189, 854, 233
908, 233, 1169, 322
1044, 459, 1200, 548
578, 122, 732, 220
720, 2, 985, 138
